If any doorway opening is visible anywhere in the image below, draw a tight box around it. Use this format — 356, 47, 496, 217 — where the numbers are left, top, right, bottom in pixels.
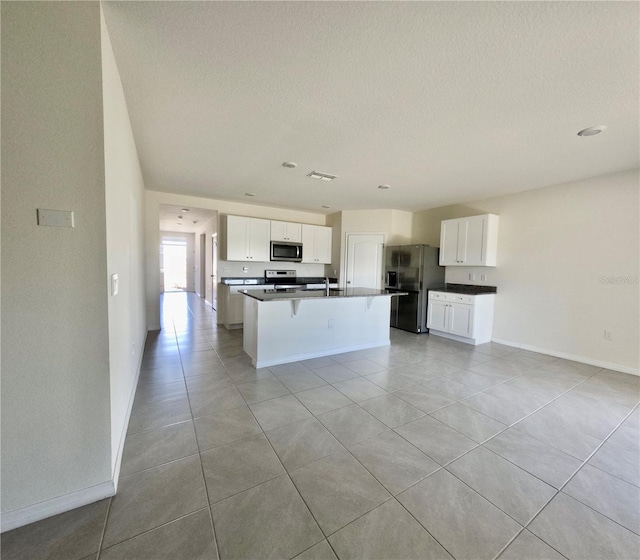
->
162, 239, 188, 292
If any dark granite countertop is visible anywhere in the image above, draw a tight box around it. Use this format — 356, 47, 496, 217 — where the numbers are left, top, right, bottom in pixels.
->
433, 283, 497, 295
241, 287, 406, 302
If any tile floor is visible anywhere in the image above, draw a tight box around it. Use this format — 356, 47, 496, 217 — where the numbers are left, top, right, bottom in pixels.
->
3, 292, 639, 560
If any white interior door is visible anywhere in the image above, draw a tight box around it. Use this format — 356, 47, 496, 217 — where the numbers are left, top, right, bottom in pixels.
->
345, 233, 384, 289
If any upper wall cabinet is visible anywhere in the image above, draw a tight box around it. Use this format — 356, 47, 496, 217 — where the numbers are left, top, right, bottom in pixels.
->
439, 214, 499, 267
225, 215, 270, 262
270, 220, 302, 242
301, 224, 332, 264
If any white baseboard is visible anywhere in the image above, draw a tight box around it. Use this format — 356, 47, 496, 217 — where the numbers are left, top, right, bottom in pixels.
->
491, 338, 639, 376
1, 480, 115, 533
252, 340, 390, 369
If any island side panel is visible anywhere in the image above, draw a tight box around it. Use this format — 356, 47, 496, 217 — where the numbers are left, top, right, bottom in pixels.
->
243, 296, 259, 363
250, 296, 392, 368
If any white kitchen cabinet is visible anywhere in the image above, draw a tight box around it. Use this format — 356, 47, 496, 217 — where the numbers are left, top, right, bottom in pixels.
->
270, 220, 302, 242
301, 224, 332, 264
427, 291, 495, 345
217, 283, 246, 329
439, 214, 499, 266
225, 215, 270, 262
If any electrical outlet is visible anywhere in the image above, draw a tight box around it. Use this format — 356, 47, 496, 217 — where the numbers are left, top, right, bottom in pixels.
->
604, 329, 614, 341
328, 319, 334, 329
243, 267, 248, 273
468, 273, 475, 281
480, 273, 487, 281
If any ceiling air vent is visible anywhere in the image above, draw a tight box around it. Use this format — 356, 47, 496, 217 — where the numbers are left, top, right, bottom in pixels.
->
307, 171, 338, 182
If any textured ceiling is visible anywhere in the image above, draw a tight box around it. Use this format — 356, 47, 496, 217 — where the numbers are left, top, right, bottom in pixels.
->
102, 1, 639, 214
159, 204, 217, 233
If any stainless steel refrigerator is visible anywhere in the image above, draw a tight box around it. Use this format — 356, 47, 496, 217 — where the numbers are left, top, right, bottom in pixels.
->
384, 245, 445, 333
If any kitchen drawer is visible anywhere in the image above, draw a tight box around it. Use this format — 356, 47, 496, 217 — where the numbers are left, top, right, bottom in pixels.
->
429, 291, 473, 305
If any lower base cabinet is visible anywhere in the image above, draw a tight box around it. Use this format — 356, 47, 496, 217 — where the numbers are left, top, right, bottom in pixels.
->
427, 291, 495, 345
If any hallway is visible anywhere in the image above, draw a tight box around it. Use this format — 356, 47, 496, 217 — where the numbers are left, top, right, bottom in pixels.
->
2, 292, 639, 559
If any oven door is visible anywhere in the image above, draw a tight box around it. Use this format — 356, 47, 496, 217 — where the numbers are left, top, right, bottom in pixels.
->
270, 241, 303, 262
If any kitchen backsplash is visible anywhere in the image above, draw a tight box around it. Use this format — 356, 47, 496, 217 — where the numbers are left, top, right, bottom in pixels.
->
445, 266, 497, 286
219, 260, 327, 278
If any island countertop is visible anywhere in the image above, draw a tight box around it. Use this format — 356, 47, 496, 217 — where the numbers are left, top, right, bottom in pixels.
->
240, 287, 407, 302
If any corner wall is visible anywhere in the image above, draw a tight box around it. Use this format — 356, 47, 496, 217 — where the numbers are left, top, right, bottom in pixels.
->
1, 1, 112, 525
101, 6, 148, 482
412, 169, 639, 373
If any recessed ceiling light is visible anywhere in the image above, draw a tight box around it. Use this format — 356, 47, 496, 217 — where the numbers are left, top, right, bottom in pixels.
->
322, 205, 331, 209
244, 192, 256, 197
178, 215, 183, 219
192, 220, 198, 224
176, 222, 182, 226
282, 161, 298, 168
577, 125, 606, 137
378, 184, 391, 190
181, 208, 190, 212
307, 171, 338, 181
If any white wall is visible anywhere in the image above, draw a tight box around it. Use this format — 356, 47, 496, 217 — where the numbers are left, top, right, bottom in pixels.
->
1, 1, 112, 524
413, 170, 639, 373
101, 7, 148, 482
145, 191, 328, 329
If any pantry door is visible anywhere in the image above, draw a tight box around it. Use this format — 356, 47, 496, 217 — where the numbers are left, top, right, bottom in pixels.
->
345, 233, 385, 289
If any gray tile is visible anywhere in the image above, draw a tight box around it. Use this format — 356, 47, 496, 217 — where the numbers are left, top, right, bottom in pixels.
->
316, 404, 388, 446
395, 415, 476, 465
103, 456, 208, 547
193, 405, 262, 452
359, 393, 425, 428
134, 379, 187, 405
293, 540, 338, 560
447, 446, 556, 525
300, 356, 339, 370
343, 358, 387, 375
470, 358, 532, 378
269, 362, 311, 376
529, 493, 640, 560
211, 475, 323, 560
462, 385, 548, 425
180, 349, 220, 364
513, 409, 603, 461
445, 369, 506, 391
141, 355, 182, 369
392, 383, 455, 413
415, 358, 462, 376
201, 433, 285, 503
348, 430, 440, 495
422, 376, 480, 400
182, 360, 227, 377
189, 385, 246, 418
589, 434, 640, 487
485, 429, 582, 489
100, 509, 218, 560
314, 364, 360, 384
184, 372, 234, 393
504, 372, 579, 401
563, 464, 640, 534
249, 394, 313, 431
497, 530, 565, 560
277, 370, 327, 393
332, 350, 367, 364
363, 371, 417, 391
0, 499, 109, 560
127, 397, 192, 434
138, 365, 184, 385
431, 403, 508, 443
120, 421, 198, 476
397, 469, 521, 560
265, 417, 342, 471
332, 377, 388, 402
328, 499, 452, 560
290, 450, 391, 536
295, 385, 353, 415
235, 377, 290, 404
226, 367, 274, 385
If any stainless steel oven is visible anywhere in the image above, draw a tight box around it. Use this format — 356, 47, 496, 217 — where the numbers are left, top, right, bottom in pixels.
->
270, 241, 303, 262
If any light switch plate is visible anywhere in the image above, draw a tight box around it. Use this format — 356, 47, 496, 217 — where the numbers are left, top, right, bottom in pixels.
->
111, 273, 119, 296
37, 208, 74, 227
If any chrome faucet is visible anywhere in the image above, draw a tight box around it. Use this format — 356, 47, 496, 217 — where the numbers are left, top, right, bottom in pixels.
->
325, 276, 330, 296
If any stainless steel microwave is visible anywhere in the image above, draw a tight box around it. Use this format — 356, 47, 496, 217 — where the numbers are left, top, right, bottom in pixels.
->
270, 241, 303, 262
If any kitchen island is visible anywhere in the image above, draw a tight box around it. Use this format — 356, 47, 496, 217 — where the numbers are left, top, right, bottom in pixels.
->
241, 288, 405, 368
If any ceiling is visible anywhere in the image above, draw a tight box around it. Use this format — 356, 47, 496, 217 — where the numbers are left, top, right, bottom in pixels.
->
102, 1, 639, 215
159, 204, 217, 233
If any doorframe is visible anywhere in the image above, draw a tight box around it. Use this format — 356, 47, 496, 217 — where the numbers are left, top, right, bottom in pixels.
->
344, 232, 386, 289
